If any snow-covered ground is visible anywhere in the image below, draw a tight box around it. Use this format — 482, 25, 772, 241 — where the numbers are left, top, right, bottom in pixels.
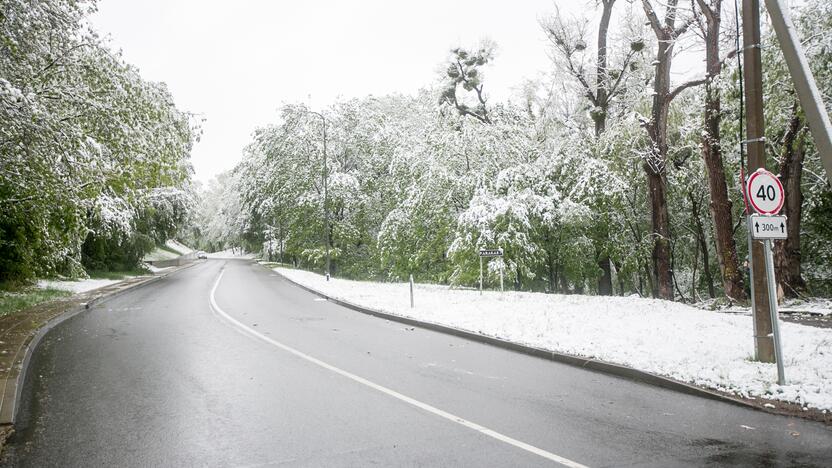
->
699, 297, 832, 317
37, 278, 122, 294
143, 263, 173, 274
207, 248, 257, 259
275, 267, 832, 411
144, 239, 195, 262
166, 239, 193, 255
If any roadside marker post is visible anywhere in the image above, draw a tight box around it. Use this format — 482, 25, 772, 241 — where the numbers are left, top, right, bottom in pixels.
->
409, 274, 414, 309
746, 168, 787, 385
478, 248, 504, 294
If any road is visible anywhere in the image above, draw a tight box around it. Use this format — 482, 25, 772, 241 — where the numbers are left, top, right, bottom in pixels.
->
2, 259, 831, 467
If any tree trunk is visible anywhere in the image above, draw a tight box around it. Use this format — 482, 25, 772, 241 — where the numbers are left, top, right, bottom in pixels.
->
699, 0, 746, 301
594, 0, 615, 296
613, 260, 625, 295
690, 193, 717, 298
547, 249, 556, 293
560, 273, 570, 294
774, 105, 807, 297
598, 257, 613, 295
641, 2, 675, 300
646, 166, 673, 299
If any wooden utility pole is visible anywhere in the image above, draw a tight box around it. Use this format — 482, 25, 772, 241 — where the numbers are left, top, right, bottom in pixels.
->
742, 0, 775, 362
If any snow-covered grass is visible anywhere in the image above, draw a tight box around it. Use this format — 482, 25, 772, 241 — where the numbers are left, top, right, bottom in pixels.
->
143, 239, 195, 262
143, 263, 173, 274
166, 239, 193, 255
0, 287, 70, 317
781, 298, 832, 316
699, 297, 832, 317
276, 267, 832, 411
207, 248, 257, 259
143, 246, 180, 262
37, 278, 123, 294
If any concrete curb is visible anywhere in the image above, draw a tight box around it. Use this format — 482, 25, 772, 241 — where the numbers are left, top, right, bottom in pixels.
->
269, 267, 767, 413
0, 261, 197, 430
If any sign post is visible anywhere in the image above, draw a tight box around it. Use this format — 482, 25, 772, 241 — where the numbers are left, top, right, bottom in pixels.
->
478, 248, 503, 294
746, 169, 787, 385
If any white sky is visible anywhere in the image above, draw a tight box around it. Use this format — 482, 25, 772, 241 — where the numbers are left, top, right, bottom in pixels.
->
89, 0, 704, 184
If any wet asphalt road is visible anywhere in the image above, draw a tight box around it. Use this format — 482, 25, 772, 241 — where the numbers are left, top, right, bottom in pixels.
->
2, 259, 831, 467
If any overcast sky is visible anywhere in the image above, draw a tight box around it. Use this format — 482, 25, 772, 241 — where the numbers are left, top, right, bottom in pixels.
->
89, 1, 586, 183
89, 1, 710, 184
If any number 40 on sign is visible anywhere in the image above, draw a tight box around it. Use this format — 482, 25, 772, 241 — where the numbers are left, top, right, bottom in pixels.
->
745, 168, 788, 240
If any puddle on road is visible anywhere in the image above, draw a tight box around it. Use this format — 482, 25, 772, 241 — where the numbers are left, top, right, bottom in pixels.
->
690, 437, 826, 467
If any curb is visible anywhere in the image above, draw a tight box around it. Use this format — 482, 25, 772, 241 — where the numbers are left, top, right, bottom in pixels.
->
269, 268, 767, 413
0, 261, 197, 430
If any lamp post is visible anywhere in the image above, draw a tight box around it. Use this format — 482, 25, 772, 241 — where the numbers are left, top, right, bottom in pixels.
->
305, 109, 331, 280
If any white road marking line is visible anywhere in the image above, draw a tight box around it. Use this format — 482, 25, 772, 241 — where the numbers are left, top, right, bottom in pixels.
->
209, 270, 589, 468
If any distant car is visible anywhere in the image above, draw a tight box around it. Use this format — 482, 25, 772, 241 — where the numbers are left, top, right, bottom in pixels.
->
197, 251, 207, 259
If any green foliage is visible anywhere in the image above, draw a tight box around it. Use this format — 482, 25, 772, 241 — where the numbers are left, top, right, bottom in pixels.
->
193, 1, 832, 302
0, 0, 197, 281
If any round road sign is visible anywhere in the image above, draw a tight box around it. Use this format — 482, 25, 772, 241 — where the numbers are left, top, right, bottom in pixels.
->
746, 168, 785, 215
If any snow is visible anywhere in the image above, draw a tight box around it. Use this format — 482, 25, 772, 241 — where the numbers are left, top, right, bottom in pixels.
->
207, 249, 257, 259
781, 298, 832, 316
698, 297, 832, 317
144, 239, 195, 262
276, 268, 832, 411
37, 278, 122, 294
143, 247, 180, 262
165, 239, 194, 255
144, 263, 173, 274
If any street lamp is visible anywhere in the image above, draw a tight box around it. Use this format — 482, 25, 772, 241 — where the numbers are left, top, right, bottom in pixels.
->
304, 109, 331, 280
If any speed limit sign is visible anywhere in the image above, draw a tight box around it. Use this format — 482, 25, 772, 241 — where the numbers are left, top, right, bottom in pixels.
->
746, 168, 785, 215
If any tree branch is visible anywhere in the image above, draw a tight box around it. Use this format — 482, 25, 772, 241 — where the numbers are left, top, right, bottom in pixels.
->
694, 0, 715, 23
607, 50, 636, 100
674, 14, 698, 37
666, 77, 707, 103
641, 0, 664, 37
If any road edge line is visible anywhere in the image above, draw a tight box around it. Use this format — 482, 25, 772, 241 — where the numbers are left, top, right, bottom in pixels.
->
209, 268, 590, 468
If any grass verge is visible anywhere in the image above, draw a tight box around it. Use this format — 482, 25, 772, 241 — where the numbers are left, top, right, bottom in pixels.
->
0, 285, 71, 317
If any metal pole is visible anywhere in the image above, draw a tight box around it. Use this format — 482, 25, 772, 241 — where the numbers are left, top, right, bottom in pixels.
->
409, 274, 414, 308
322, 116, 330, 281
763, 239, 786, 385
306, 109, 331, 281
765, 0, 832, 186
479, 257, 483, 295
742, 0, 775, 362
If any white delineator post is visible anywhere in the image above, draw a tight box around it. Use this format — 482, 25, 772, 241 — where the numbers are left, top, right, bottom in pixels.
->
409, 274, 414, 309
479, 257, 483, 295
